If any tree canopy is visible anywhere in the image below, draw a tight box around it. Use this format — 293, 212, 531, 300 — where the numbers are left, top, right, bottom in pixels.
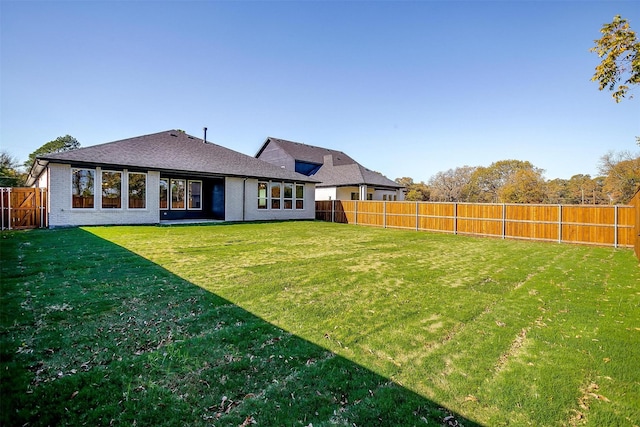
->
590, 15, 640, 102
25, 135, 80, 171
0, 151, 26, 187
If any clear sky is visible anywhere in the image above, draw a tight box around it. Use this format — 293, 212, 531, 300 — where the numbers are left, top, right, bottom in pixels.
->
1, 0, 639, 182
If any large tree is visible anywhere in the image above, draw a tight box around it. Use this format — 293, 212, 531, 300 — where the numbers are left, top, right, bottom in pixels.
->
467, 160, 545, 203
428, 166, 475, 202
25, 135, 80, 171
590, 15, 640, 102
0, 150, 26, 187
598, 151, 640, 204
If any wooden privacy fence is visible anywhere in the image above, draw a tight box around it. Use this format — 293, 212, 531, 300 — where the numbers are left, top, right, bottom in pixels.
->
316, 200, 636, 249
1, 188, 48, 230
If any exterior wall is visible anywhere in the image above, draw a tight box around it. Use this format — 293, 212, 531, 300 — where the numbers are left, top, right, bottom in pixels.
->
315, 187, 337, 201
47, 163, 160, 227
256, 143, 295, 171
235, 178, 315, 221
316, 186, 404, 201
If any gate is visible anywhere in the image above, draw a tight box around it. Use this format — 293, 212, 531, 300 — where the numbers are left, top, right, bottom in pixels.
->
1, 188, 48, 230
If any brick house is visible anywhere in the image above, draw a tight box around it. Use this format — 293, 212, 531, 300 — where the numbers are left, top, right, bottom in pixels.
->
26, 130, 317, 227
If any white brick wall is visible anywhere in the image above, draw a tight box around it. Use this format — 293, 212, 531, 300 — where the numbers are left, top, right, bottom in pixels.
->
48, 163, 160, 227
45, 163, 315, 226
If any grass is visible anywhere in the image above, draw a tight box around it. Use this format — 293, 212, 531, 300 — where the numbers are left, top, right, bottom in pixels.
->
1, 221, 639, 426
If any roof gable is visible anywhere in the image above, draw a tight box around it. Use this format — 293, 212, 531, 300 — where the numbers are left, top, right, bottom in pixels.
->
256, 137, 401, 189
35, 130, 317, 183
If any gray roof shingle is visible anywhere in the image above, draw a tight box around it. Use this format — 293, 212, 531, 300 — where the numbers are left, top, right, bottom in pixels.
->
36, 130, 318, 183
258, 137, 402, 189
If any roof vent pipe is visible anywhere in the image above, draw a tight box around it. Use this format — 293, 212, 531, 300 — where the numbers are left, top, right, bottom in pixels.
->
203, 127, 208, 143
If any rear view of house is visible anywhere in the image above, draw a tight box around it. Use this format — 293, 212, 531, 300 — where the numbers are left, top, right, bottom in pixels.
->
255, 137, 404, 201
26, 130, 317, 227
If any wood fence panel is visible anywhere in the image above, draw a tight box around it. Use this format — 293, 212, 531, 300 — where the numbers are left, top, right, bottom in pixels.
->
418, 202, 455, 233
617, 206, 635, 247
561, 206, 616, 246
356, 201, 384, 227
340, 201, 357, 224
1, 188, 48, 230
632, 190, 640, 259
457, 203, 503, 237
386, 201, 417, 229
505, 205, 559, 242
315, 201, 333, 222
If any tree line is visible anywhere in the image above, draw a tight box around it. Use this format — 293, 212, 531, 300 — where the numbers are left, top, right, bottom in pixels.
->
396, 152, 640, 205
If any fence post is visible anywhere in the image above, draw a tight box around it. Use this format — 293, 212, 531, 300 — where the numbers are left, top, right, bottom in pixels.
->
7, 188, 11, 230
558, 205, 562, 243
502, 204, 506, 239
453, 202, 458, 235
355, 200, 358, 225
383, 201, 387, 229
416, 201, 419, 231
614, 205, 618, 249
331, 199, 335, 223
1, 188, 5, 230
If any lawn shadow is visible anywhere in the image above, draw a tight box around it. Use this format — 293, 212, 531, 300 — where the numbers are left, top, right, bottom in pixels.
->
1, 228, 482, 426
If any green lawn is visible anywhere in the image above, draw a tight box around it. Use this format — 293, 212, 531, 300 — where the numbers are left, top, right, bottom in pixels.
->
1, 221, 638, 426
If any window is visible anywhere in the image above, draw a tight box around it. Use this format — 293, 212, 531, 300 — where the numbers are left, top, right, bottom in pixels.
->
171, 179, 186, 209
367, 193, 373, 200
294, 160, 322, 176
128, 173, 146, 209
188, 180, 202, 210
284, 183, 293, 209
271, 182, 281, 209
71, 168, 95, 208
102, 171, 122, 209
351, 192, 359, 200
383, 195, 387, 201
258, 181, 268, 209
295, 184, 304, 209
159, 179, 169, 209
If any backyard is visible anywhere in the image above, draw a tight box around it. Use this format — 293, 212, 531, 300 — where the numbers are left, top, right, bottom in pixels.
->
1, 221, 638, 426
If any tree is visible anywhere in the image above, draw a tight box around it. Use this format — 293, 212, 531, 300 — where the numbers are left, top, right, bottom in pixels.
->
590, 15, 640, 102
25, 135, 80, 170
428, 166, 475, 202
467, 160, 545, 203
598, 151, 640, 204
0, 150, 26, 187
499, 169, 547, 203
395, 177, 430, 201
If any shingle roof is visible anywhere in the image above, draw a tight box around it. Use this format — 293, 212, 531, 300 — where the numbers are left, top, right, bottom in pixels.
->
257, 137, 357, 166
257, 137, 402, 189
33, 130, 317, 183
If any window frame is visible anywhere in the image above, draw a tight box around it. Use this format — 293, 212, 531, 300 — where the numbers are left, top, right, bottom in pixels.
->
159, 178, 169, 210
271, 182, 281, 210
295, 184, 304, 210
258, 181, 268, 210
171, 178, 186, 210
71, 168, 95, 209
128, 172, 147, 210
188, 180, 202, 210
101, 170, 123, 209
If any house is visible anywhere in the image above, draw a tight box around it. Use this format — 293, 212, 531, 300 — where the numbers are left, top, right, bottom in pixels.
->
25, 130, 317, 227
255, 137, 404, 201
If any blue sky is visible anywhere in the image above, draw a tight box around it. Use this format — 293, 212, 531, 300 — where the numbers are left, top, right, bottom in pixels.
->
2, 1, 639, 181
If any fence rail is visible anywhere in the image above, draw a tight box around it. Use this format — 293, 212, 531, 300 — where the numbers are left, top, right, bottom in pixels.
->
1, 188, 48, 230
316, 200, 636, 249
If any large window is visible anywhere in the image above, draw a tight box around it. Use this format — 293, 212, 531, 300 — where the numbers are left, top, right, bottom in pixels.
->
271, 182, 281, 209
71, 168, 95, 208
258, 182, 268, 209
257, 181, 305, 210
283, 183, 293, 209
171, 179, 186, 209
102, 171, 122, 209
296, 184, 304, 209
159, 179, 169, 209
128, 173, 146, 209
188, 180, 202, 210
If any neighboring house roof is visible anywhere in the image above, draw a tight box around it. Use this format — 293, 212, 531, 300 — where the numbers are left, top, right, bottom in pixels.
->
27, 130, 318, 186
256, 137, 402, 189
